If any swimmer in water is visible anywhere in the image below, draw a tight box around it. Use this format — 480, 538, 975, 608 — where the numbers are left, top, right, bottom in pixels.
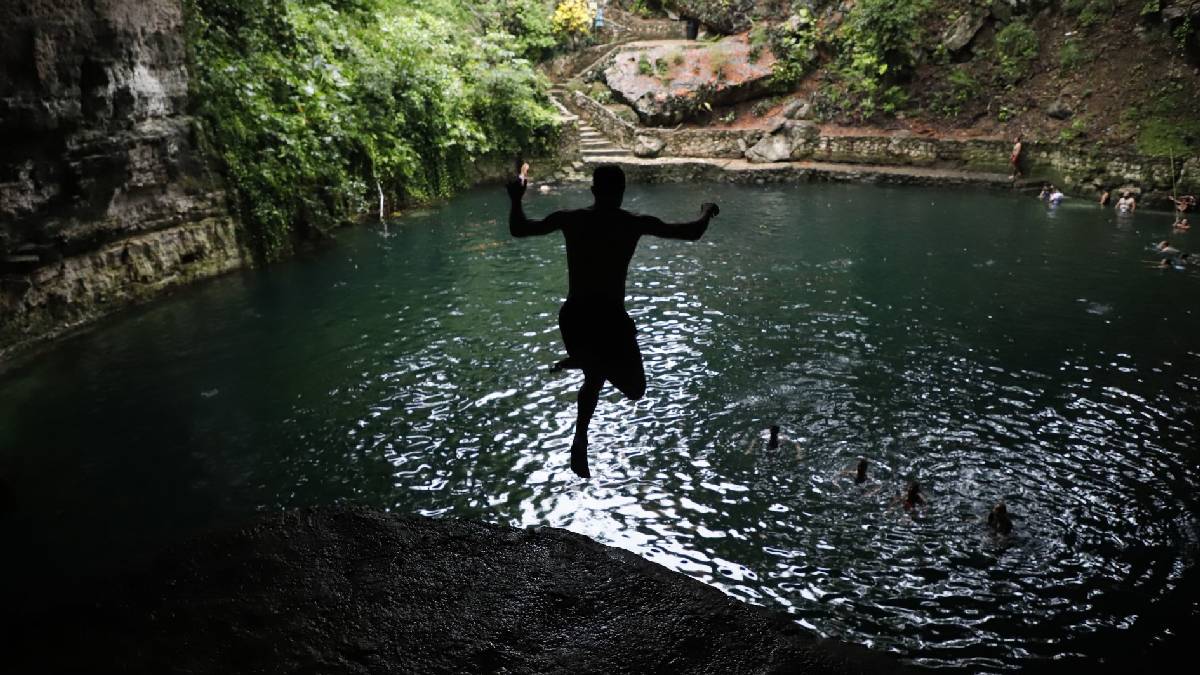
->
1099, 189, 1111, 206
854, 458, 869, 484
1156, 240, 1180, 256
987, 501, 1013, 535
1038, 184, 1050, 200
894, 481, 926, 510
1116, 192, 1137, 214
747, 424, 803, 458
1174, 218, 1190, 231
1048, 187, 1065, 205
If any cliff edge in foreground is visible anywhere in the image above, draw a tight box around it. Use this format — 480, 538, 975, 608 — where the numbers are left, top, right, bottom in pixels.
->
6, 507, 914, 674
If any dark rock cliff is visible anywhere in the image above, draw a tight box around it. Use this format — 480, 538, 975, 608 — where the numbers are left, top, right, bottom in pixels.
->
0, 0, 243, 356
5, 507, 917, 674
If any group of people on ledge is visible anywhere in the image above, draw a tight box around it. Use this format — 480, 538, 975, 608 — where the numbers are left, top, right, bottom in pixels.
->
751, 428, 1014, 537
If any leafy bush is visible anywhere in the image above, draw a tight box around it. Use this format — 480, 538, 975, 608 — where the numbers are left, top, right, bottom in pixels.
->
768, 8, 820, 88
186, 0, 559, 261
931, 66, 981, 117
832, 0, 929, 118
552, 0, 593, 37
995, 20, 1039, 83
638, 53, 653, 75
1065, 0, 1116, 28
1059, 38, 1091, 69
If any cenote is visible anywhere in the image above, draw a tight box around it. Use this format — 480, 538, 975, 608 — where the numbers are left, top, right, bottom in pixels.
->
2, 182, 1198, 671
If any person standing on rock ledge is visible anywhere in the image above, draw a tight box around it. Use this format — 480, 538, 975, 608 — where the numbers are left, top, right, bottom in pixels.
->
1009, 135, 1023, 181
506, 164, 719, 478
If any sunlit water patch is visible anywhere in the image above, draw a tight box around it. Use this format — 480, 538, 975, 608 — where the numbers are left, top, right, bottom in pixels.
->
1, 183, 1198, 671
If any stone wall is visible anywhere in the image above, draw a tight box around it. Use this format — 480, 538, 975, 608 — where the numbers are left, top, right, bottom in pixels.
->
0, 217, 245, 358
0, 0, 244, 357
568, 90, 1199, 204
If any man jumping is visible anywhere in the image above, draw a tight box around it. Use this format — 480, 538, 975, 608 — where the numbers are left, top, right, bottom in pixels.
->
507, 165, 719, 478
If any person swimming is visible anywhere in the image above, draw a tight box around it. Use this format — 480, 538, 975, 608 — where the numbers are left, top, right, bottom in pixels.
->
1038, 184, 1050, 200
898, 481, 926, 510
855, 458, 869, 484
1048, 187, 1065, 205
746, 424, 802, 457
988, 501, 1013, 535
1117, 192, 1137, 214
1099, 189, 1111, 206
1174, 218, 1190, 231
1156, 240, 1180, 256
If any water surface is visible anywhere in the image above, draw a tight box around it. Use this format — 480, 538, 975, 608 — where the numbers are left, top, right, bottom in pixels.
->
2, 183, 1198, 671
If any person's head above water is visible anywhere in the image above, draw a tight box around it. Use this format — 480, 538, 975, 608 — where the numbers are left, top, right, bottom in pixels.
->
591, 164, 626, 210
855, 458, 868, 483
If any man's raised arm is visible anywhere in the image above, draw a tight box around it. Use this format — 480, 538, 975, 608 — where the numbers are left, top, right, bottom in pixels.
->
507, 178, 562, 238
637, 203, 719, 241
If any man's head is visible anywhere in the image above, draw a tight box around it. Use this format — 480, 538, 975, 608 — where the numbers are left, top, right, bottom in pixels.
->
592, 165, 626, 209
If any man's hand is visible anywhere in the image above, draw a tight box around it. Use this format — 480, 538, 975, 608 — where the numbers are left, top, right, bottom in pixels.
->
506, 177, 527, 202
701, 202, 720, 219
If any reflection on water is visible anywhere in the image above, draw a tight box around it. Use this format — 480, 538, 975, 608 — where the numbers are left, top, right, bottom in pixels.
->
1, 183, 1198, 671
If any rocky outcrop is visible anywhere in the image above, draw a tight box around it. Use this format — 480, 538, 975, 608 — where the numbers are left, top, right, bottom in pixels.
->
599, 37, 778, 126
0, 0, 242, 356
669, 0, 760, 34
5, 507, 913, 674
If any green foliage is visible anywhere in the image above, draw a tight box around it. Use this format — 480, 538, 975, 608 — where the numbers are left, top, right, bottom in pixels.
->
637, 53, 653, 75
832, 0, 929, 118
669, 48, 685, 66
768, 8, 820, 88
1124, 79, 1200, 156
1065, 0, 1116, 28
489, 0, 559, 62
931, 66, 980, 117
186, 0, 559, 261
654, 57, 670, 77
1059, 38, 1091, 69
1059, 117, 1088, 143
995, 20, 1039, 83
1140, 0, 1161, 16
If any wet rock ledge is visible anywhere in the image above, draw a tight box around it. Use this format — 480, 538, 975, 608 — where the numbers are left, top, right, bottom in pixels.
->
8, 507, 913, 674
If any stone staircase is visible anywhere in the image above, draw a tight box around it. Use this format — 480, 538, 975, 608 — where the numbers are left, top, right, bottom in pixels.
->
548, 86, 633, 176
578, 121, 630, 163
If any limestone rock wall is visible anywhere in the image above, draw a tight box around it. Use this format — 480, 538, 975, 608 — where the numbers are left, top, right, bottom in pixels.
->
0, 0, 243, 356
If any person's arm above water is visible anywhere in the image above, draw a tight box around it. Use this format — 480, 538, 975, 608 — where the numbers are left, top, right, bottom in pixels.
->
637, 203, 720, 241
507, 178, 564, 237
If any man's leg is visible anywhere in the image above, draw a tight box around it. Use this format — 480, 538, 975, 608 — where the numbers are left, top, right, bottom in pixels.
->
571, 371, 604, 478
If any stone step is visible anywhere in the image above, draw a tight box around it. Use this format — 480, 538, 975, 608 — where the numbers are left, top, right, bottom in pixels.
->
582, 150, 630, 159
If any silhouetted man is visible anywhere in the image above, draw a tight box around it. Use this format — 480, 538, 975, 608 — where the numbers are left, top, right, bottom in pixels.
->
507, 165, 719, 478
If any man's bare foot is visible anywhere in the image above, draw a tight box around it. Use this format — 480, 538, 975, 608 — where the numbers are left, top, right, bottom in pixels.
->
570, 438, 591, 478
551, 356, 582, 372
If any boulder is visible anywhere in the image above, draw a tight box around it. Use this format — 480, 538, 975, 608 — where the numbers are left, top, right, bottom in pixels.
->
633, 135, 666, 158
1047, 96, 1073, 120
783, 119, 820, 141
781, 98, 812, 120
601, 36, 778, 126
670, 0, 758, 35
942, 9, 989, 52
746, 134, 792, 163
605, 103, 639, 125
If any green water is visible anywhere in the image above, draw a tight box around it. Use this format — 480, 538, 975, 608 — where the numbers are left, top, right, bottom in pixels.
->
2, 183, 1198, 670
